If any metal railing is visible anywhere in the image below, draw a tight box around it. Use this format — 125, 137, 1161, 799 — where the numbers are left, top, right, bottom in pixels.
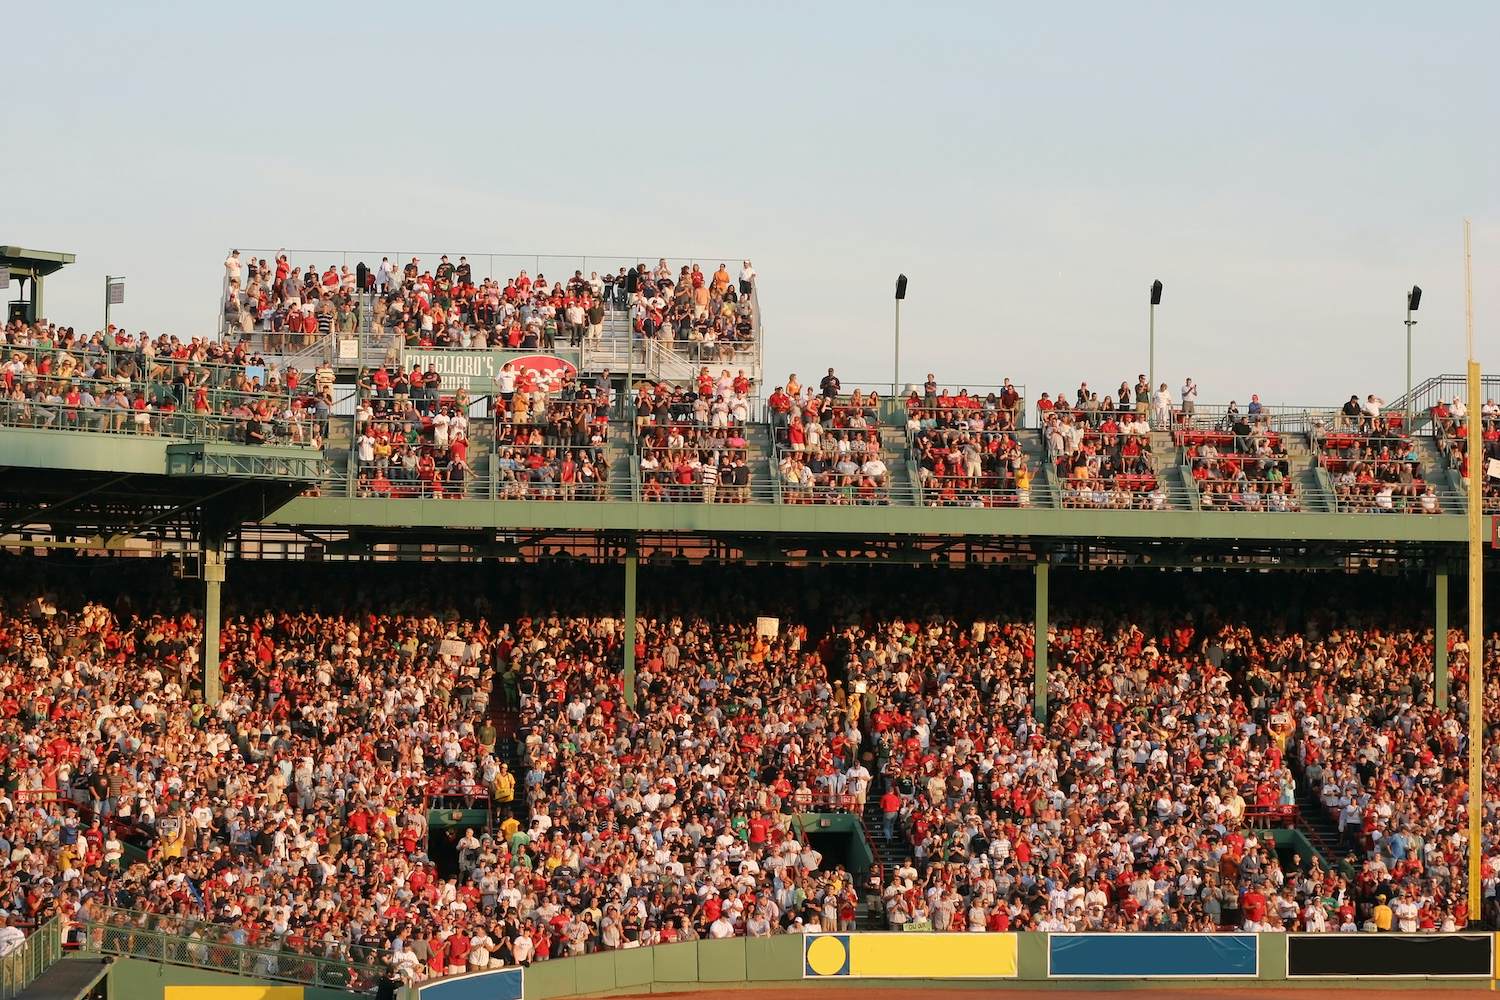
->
1169, 403, 1338, 436
1324, 481, 1449, 515
880, 385, 1026, 428
0, 403, 1487, 518
1197, 477, 1306, 513
1055, 473, 1193, 511
1307, 419, 1458, 514
0, 396, 324, 448
911, 476, 1035, 508
2, 340, 328, 396
227, 249, 746, 286
81, 909, 384, 993
1388, 374, 1500, 427
0, 916, 61, 999
772, 441, 895, 506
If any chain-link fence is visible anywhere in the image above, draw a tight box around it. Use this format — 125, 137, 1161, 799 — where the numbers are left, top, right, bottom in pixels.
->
82, 910, 385, 993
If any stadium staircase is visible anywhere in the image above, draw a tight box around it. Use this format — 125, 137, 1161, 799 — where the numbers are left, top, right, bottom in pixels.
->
1411, 435, 1466, 513
855, 793, 912, 930
1291, 777, 1345, 868
485, 687, 527, 827
877, 426, 916, 503
1279, 432, 1332, 512
322, 416, 354, 493
1016, 429, 1061, 508
744, 422, 774, 494
604, 422, 635, 496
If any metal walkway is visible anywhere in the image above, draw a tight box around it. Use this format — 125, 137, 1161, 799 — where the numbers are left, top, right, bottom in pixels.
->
12, 958, 109, 1000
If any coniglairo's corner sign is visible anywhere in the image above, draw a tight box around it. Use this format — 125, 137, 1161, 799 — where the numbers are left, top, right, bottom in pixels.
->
400, 349, 578, 393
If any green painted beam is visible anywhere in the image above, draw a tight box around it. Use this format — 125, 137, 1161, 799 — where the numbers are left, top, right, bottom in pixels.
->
202, 540, 225, 705
0, 428, 172, 475
265, 495, 1474, 544
1034, 560, 1049, 724
623, 552, 638, 710
1436, 569, 1450, 710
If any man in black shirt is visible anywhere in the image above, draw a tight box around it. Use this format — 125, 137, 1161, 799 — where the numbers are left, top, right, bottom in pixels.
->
423, 367, 442, 416
819, 368, 841, 401
1341, 394, 1363, 429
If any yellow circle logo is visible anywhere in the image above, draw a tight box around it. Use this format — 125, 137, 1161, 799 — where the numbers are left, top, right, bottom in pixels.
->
806, 935, 849, 976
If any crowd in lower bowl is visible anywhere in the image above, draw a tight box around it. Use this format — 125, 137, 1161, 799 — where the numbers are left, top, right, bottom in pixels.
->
0, 562, 1495, 989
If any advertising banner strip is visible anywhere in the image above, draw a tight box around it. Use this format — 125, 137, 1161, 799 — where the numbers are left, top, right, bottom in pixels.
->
1286, 933, 1492, 978
803, 932, 1017, 979
1048, 933, 1258, 978
400, 349, 580, 393
417, 967, 524, 1000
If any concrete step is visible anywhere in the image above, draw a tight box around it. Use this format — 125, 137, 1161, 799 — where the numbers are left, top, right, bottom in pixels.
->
1294, 468, 1333, 513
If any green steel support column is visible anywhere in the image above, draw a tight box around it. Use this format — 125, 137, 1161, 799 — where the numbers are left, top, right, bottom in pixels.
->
623, 551, 638, 710
202, 540, 226, 706
1435, 568, 1449, 710
1034, 559, 1049, 724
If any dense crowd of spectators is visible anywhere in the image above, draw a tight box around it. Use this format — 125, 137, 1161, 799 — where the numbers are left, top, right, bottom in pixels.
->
634, 368, 756, 502
223, 252, 759, 366
1040, 393, 1160, 509
1429, 395, 1500, 514
352, 363, 617, 500
1182, 400, 1302, 512
904, 375, 1028, 506
3, 303, 1488, 520
1313, 399, 1436, 513
2, 560, 1497, 993
1, 319, 332, 446
770, 372, 892, 504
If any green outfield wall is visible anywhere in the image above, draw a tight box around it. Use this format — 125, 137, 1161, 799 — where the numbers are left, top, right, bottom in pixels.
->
74, 930, 1500, 999
512, 932, 1498, 997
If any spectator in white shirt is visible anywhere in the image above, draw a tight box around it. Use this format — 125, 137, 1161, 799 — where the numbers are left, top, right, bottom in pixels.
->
1153, 383, 1173, 428
1180, 378, 1198, 427
0, 915, 24, 958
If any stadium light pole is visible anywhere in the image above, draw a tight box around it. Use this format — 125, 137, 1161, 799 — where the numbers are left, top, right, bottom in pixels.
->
1148, 280, 1163, 409
1463, 221, 1482, 923
894, 274, 908, 395
1405, 285, 1422, 425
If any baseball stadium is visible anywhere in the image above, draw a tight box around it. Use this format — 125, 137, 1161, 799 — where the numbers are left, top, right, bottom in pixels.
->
6, 5, 1499, 1000
0, 237, 1496, 1000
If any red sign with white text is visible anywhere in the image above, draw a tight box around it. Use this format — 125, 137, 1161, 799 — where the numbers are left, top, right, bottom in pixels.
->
510, 354, 577, 394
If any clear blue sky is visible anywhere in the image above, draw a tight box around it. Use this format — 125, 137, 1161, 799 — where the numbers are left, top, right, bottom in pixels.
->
5, 1, 1497, 405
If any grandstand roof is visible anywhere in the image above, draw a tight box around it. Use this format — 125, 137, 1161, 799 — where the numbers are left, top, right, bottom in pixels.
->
0, 244, 76, 278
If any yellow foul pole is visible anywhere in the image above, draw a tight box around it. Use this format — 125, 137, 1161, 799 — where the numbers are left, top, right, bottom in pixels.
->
1465, 218, 1483, 922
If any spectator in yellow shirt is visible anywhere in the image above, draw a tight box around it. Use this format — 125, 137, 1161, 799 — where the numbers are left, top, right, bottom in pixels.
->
493, 764, 516, 805
1373, 895, 1393, 931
